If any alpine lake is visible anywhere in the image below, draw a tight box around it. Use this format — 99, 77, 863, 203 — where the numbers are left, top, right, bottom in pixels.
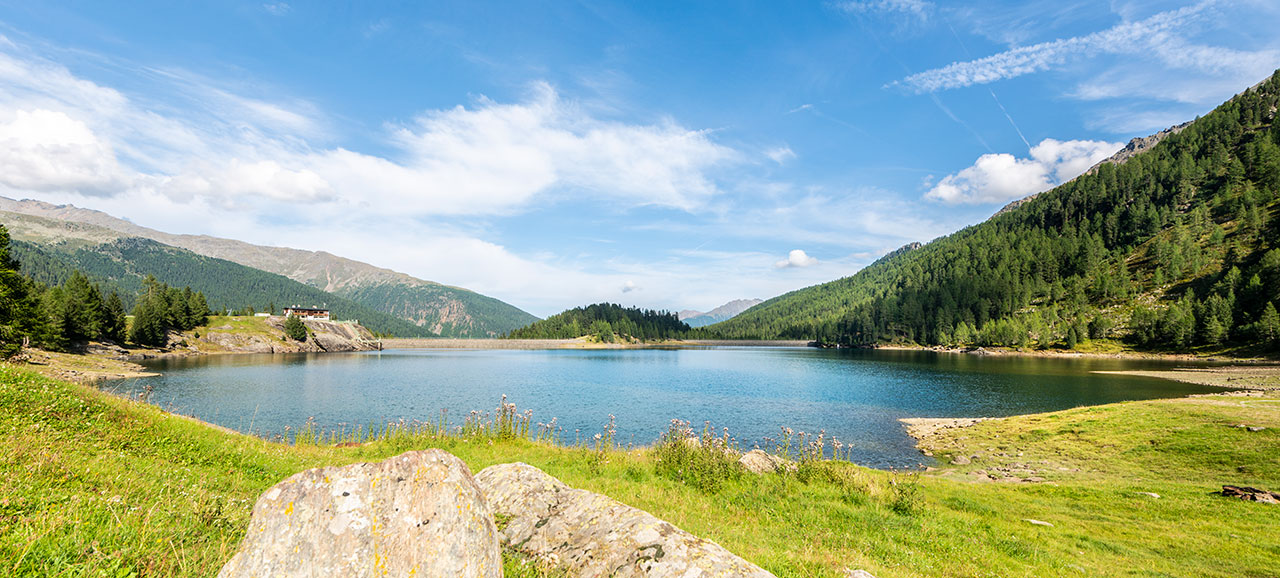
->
102, 346, 1231, 468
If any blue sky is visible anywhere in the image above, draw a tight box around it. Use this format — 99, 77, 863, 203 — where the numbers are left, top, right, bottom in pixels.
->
0, 0, 1276, 316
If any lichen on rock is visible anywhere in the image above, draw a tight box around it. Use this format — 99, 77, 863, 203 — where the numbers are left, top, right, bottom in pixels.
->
475, 462, 776, 577
218, 449, 501, 578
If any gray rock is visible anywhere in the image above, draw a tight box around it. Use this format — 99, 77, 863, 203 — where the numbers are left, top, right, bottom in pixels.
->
844, 570, 878, 578
1247, 426, 1266, 432
476, 462, 775, 578
738, 449, 793, 474
1023, 518, 1054, 527
1137, 492, 1161, 499
218, 449, 501, 578
950, 455, 971, 465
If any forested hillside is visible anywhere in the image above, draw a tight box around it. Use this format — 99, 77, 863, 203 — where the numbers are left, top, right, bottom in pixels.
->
710, 70, 1280, 354
507, 303, 688, 342
9, 237, 436, 338
337, 283, 537, 338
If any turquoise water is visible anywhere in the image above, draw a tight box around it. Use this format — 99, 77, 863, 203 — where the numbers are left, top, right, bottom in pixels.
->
105, 347, 1228, 468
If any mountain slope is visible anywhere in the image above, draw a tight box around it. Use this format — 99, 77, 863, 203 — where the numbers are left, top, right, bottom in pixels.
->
679, 299, 763, 327
6, 231, 436, 337
0, 198, 537, 337
709, 70, 1280, 353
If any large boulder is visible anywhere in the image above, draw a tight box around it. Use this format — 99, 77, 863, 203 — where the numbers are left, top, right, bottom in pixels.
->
219, 449, 502, 578
475, 462, 775, 577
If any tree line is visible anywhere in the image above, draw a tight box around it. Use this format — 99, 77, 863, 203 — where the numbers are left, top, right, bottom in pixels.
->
0, 225, 209, 356
506, 303, 689, 342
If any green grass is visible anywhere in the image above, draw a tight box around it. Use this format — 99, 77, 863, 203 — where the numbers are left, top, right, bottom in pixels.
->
2, 364, 1277, 577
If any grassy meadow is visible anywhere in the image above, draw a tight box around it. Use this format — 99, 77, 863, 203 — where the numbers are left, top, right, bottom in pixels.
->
1, 364, 1278, 577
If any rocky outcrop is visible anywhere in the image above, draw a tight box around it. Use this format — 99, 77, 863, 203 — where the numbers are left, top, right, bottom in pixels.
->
172, 316, 380, 355
1220, 485, 1280, 504
218, 450, 501, 578
475, 462, 775, 578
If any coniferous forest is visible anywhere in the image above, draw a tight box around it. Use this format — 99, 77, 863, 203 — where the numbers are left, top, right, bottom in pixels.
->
0, 226, 208, 354
506, 303, 689, 342
709, 70, 1280, 353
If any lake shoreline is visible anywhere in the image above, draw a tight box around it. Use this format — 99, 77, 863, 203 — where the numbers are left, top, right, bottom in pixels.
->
871, 343, 1275, 363
380, 338, 812, 349
897, 364, 1280, 459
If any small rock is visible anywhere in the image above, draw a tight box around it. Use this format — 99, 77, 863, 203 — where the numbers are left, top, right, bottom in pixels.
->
1023, 518, 1054, 527
739, 449, 779, 474
844, 570, 878, 578
1137, 492, 1160, 499
1247, 426, 1266, 432
950, 455, 971, 465
218, 449, 501, 578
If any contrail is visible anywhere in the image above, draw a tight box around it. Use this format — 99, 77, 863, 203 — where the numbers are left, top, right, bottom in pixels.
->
946, 19, 1032, 153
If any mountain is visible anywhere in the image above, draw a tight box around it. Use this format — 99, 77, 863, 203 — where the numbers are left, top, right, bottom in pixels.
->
3, 219, 435, 337
679, 299, 763, 327
0, 198, 538, 337
709, 69, 1280, 354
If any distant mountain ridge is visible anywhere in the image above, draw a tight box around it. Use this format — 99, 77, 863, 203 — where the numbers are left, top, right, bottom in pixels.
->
679, 299, 763, 327
0, 197, 538, 337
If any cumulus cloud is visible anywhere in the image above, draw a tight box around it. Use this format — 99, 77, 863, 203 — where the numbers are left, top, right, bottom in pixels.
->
775, 249, 819, 269
925, 138, 1121, 204
621, 280, 638, 293
0, 109, 131, 195
892, 2, 1278, 94
316, 82, 738, 215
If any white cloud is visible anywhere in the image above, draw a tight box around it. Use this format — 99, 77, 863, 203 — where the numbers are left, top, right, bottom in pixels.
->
836, 0, 932, 22
775, 249, 819, 269
621, 280, 638, 293
0, 109, 130, 195
765, 146, 796, 164
262, 3, 290, 16
925, 138, 1121, 204
0, 40, 739, 216
893, 2, 1278, 94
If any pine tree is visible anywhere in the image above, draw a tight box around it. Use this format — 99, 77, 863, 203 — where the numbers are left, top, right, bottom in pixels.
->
104, 292, 127, 343
284, 314, 307, 342
1259, 302, 1280, 346
0, 226, 41, 357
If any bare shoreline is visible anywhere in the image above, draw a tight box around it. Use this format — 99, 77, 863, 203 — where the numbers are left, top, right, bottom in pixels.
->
379, 338, 812, 350
871, 343, 1270, 363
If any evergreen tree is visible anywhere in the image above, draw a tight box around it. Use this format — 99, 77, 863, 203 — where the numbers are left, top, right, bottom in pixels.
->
0, 226, 40, 357
103, 292, 127, 343
284, 314, 307, 341
1259, 302, 1280, 346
